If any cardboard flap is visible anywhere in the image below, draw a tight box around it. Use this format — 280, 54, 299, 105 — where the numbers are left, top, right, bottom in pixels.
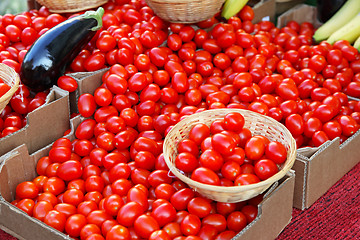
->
0, 145, 33, 203
253, 0, 276, 23
277, 4, 322, 28
0, 87, 70, 157
68, 68, 108, 114
234, 172, 295, 239
301, 130, 360, 208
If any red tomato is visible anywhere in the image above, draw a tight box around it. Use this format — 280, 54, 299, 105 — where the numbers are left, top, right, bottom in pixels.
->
78, 93, 97, 118
170, 188, 195, 211
57, 76, 78, 92
16, 181, 39, 199
188, 123, 210, 145
227, 211, 248, 232
174, 152, 198, 173
43, 210, 67, 232
254, 159, 278, 180
245, 136, 266, 161
265, 141, 287, 164
33, 201, 53, 222
234, 173, 260, 186
134, 214, 160, 239
151, 201, 177, 227
180, 213, 201, 236
116, 201, 144, 227
57, 160, 83, 182
191, 167, 220, 185
211, 133, 237, 156
187, 197, 212, 218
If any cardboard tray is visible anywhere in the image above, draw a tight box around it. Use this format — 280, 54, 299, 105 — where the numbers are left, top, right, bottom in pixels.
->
0, 86, 71, 157
0, 118, 295, 240
277, 4, 360, 210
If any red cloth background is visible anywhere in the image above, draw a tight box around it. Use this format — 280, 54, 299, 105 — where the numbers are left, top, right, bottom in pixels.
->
1, 162, 360, 240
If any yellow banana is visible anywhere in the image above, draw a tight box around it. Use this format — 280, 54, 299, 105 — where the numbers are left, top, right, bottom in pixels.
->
313, 0, 360, 43
353, 35, 360, 51
326, 14, 360, 45
221, 0, 249, 20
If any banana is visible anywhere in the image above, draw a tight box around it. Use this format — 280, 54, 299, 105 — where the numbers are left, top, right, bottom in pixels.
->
326, 14, 360, 45
354, 35, 360, 51
313, 0, 360, 43
221, 0, 249, 20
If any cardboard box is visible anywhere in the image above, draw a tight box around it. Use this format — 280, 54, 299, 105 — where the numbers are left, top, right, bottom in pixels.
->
252, 0, 276, 23
275, 0, 306, 16
0, 116, 81, 240
234, 171, 295, 240
0, 86, 71, 157
277, 4, 360, 210
0, 124, 295, 240
276, 4, 321, 28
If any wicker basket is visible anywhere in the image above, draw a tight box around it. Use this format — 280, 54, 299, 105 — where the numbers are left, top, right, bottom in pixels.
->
0, 64, 20, 114
145, 0, 226, 23
35, 0, 108, 13
163, 108, 296, 203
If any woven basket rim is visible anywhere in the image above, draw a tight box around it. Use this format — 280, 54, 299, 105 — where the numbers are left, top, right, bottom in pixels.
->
146, 0, 217, 3
35, 0, 108, 13
0, 63, 20, 103
163, 108, 297, 194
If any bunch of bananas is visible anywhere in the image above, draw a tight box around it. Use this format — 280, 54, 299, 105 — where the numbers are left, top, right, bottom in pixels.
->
221, 0, 249, 20
313, 0, 360, 50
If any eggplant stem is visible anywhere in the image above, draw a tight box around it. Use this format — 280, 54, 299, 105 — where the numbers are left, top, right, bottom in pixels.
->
83, 7, 104, 31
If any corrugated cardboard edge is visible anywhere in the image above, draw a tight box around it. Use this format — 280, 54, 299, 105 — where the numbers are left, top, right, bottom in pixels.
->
293, 130, 360, 210
234, 170, 295, 240
0, 86, 71, 157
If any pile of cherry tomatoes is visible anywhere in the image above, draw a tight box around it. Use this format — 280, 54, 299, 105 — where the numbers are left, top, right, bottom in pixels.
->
174, 112, 288, 187
3, 0, 360, 239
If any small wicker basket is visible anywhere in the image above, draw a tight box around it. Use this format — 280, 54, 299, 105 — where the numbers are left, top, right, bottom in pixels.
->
35, 0, 109, 13
145, 0, 226, 23
0, 64, 20, 114
163, 108, 296, 203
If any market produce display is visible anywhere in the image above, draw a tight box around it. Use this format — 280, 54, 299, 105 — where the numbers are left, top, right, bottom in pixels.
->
1, 0, 360, 239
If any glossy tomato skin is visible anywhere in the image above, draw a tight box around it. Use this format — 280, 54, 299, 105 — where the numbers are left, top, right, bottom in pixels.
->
191, 167, 220, 185
170, 187, 195, 211
265, 141, 287, 164
106, 224, 130, 240
245, 136, 266, 161
188, 123, 210, 145
199, 149, 224, 172
211, 133, 237, 156
78, 93, 97, 118
134, 214, 160, 239
234, 173, 260, 186
254, 159, 278, 180
180, 213, 201, 236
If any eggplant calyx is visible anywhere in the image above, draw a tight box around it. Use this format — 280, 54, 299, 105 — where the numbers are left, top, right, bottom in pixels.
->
83, 7, 104, 31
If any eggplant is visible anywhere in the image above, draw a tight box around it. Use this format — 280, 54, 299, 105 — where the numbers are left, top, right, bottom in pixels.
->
21, 7, 104, 92
316, 0, 347, 23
